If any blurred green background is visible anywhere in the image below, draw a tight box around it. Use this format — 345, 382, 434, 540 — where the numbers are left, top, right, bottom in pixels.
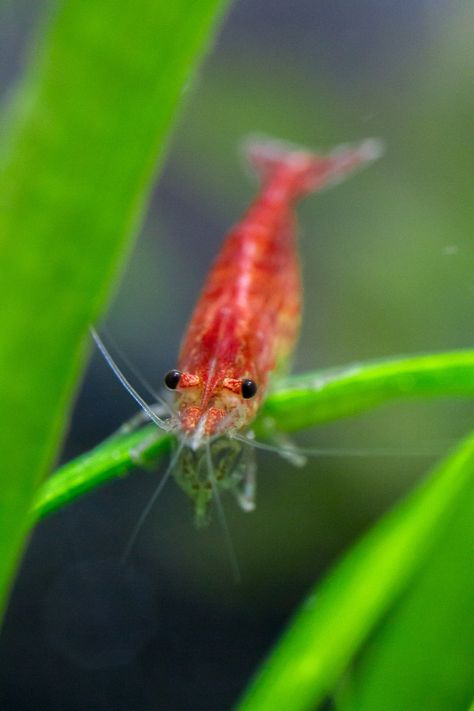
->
0, 1, 473, 709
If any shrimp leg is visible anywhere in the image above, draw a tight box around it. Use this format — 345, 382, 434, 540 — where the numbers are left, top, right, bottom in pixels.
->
236, 448, 257, 512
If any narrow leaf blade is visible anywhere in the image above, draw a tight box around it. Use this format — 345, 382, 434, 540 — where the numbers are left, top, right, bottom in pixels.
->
234, 429, 474, 711
259, 350, 474, 433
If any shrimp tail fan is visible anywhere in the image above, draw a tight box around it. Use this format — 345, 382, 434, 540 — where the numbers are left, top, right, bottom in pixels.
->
242, 134, 384, 198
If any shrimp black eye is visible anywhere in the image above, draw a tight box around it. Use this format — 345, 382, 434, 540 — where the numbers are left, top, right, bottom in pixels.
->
164, 369, 181, 390
241, 379, 257, 399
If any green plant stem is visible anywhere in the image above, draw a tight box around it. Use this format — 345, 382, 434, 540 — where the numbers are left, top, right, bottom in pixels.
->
259, 349, 474, 433
32, 349, 474, 521
31, 429, 172, 522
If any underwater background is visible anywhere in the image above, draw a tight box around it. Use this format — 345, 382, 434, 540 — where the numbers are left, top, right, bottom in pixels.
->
0, 1, 473, 708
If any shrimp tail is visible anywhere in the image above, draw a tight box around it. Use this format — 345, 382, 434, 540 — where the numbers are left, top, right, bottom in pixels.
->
243, 134, 384, 198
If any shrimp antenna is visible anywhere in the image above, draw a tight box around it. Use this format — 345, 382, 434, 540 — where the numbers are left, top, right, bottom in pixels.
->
99, 327, 176, 418
121, 439, 185, 561
90, 328, 169, 430
232, 433, 439, 459
205, 443, 241, 583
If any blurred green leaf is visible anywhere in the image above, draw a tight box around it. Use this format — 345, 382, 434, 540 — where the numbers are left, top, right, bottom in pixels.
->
33, 349, 474, 521
335, 447, 474, 711
0, 0, 228, 617
234, 428, 474, 711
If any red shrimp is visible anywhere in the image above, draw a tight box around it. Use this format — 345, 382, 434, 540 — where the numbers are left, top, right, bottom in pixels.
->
166, 136, 382, 445
94, 136, 382, 524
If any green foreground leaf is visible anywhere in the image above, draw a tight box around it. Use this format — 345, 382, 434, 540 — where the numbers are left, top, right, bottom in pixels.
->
336, 449, 474, 711
0, 0, 228, 617
32, 349, 474, 521
233, 427, 474, 711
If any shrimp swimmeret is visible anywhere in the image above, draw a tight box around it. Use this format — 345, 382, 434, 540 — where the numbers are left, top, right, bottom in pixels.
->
94, 136, 382, 524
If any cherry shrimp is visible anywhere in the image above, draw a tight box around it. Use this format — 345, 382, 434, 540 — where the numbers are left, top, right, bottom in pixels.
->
93, 135, 383, 529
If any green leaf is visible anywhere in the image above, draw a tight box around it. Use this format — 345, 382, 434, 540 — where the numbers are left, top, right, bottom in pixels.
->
0, 0, 229, 618
31, 429, 172, 522
259, 350, 474, 433
335, 448, 474, 710
233, 428, 474, 711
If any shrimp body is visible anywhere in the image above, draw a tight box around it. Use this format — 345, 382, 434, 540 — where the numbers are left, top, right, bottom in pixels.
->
176, 180, 300, 441
171, 136, 382, 446
93, 136, 381, 527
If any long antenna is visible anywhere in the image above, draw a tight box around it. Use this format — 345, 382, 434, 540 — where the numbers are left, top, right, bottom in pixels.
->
232, 433, 440, 459
91, 328, 169, 431
100, 327, 175, 418
121, 439, 185, 561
